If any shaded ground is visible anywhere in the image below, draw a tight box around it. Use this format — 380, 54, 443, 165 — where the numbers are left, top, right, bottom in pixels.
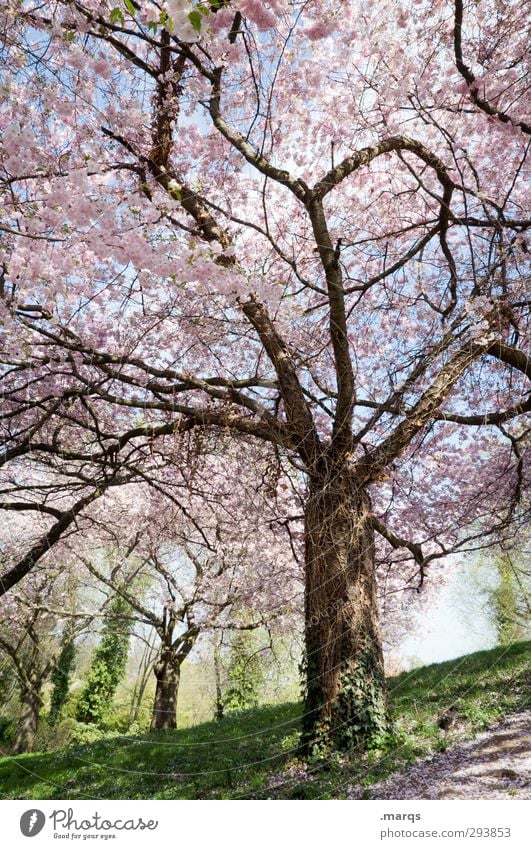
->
0, 640, 529, 799
351, 709, 530, 799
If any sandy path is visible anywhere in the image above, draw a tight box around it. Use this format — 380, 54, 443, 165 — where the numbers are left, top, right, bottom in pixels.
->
350, 710, 531, 800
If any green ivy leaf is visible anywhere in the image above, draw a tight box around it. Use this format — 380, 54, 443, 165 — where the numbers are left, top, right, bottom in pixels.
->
124, 0, 136, 17
110, 7, 125, 26
189, 10, 202, 32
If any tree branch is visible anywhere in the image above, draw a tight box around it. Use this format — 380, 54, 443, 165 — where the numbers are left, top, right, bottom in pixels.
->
0, 488, 106, 597
454, 0, 531, 135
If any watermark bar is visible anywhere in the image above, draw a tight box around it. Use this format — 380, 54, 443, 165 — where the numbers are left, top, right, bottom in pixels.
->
2, 800, 528, 848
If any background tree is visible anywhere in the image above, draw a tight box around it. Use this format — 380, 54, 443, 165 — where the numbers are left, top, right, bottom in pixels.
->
48, 625, 77, 727
66, 486, 297, 729
483, 549, 530, 644
222, 630, 265, 713
0, 0, 529, 752
0, 569, 81, 753
76, 594, 132, 726
127, 631, 158, 727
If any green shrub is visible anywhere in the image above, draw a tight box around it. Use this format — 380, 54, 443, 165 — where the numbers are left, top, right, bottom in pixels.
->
68, 721, 110, 745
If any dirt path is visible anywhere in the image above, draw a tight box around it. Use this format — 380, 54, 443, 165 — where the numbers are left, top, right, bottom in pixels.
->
352, 710, 531, 800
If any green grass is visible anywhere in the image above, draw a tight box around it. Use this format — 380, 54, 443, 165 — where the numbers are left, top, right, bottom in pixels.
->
0, 641, 529, 800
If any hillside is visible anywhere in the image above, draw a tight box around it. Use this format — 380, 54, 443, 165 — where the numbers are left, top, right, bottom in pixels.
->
1, 641, 529, 800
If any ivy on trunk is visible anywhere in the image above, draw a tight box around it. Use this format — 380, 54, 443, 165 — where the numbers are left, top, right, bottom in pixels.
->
302, 462, 389, 753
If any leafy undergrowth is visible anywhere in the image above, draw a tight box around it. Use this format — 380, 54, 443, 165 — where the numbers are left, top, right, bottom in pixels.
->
0, 641, 529, 800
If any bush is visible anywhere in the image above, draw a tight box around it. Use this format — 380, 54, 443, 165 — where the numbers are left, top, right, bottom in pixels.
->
32, 718, 117, 751
99, 707, 135, 733
68, 721, 110, 745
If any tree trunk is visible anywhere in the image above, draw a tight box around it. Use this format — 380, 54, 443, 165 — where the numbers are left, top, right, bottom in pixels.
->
133, 657, 155, 724
150, 647, 181, 730
302, 464, 389, 753
129, 639, 156, 725
213, 637, 224, 721
12, 682, 42, 754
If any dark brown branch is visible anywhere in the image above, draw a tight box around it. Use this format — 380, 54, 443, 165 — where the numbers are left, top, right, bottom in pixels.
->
208, 68, 309, 202
370, 516, 427, 589
306, 198, 354, 452
486, 341, 531, 378
101, 126, 230, 247
313, 136, 455, 199
241, 298, 320, 465
454, 0, 530, 135
0, 488, 106, 597
0, 502, 63, 520
358, 337, 493, 481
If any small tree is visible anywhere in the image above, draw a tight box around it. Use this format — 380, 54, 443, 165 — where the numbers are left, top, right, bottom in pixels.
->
76, 596, 132, 726
0, 573, 65, 753
49, 629, 77, 727
223, 631, 264, 713
65, 485, 295, 731
491, 553, 530, 645
450, 545, 530, 648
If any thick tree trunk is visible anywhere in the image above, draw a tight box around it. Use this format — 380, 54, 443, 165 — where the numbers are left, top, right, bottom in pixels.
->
12, 683, 42, 754
150, 648, 181, 730
302, 464, 389, 753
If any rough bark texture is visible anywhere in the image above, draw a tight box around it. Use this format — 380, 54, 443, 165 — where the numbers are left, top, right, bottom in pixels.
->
12, 682, 42, 754
150, 647, 181, 730
302, 463, 389, 752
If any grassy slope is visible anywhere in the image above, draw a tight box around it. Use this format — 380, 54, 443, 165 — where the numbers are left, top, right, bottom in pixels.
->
0, 640, 529, 800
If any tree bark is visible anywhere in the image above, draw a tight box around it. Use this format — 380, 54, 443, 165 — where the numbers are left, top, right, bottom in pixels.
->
150, 647, 181, 730
213, 637, 224, 721
302, 462, 389, 752
12, 681, 43, 754
129, 639, 156, 725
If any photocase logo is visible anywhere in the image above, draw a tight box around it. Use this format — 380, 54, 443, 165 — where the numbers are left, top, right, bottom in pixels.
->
20, 809, 46, 837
